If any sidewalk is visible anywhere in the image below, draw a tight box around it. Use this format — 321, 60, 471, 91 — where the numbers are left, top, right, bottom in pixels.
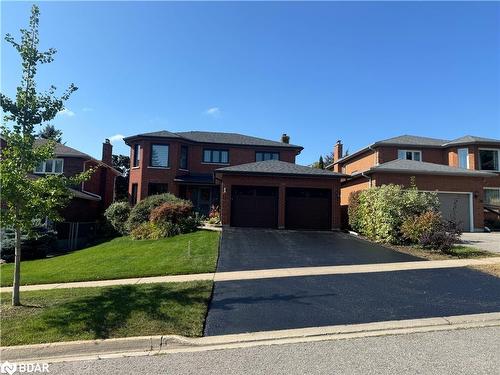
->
2, 257, 499, 293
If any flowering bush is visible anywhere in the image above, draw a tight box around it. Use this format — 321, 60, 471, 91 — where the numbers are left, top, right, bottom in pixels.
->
150, 201, 194, 224
126, 193, 182, 231
207, 205, 221, 225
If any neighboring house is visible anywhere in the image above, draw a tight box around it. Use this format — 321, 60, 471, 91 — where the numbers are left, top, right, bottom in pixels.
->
124, 131, 346, 230
33, 138, 121, 222
328, 135, 500, 232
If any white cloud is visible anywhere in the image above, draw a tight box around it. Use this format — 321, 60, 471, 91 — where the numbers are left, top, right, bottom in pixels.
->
204, 107, 221, 117
82, 107, 94, 112
108, 134, 125, 144
57, 108, 75, 117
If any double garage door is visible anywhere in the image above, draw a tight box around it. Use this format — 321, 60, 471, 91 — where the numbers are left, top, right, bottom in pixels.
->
231, 186, 331, 230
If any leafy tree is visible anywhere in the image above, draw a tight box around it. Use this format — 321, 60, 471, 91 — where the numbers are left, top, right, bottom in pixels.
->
318, 156, 325, 169
37, 124, 63, 143
0, 5, 91, 306
112, 154, 130, 201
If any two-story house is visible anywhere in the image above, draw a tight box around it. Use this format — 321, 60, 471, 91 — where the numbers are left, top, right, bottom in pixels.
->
33, 138, 121, 222
124, 131, 346, 230
328, 135, 500, 232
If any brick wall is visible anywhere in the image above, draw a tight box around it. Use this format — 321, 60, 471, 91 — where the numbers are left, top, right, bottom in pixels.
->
340, 177, 371, 205
128, 138, 300, 202
216, 174, 342, 230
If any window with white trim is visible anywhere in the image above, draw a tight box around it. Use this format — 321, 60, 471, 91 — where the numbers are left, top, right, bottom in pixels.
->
34, 159, 64, 174
458, 148, 469, 169
397, 150, 421, 161
203, 149, 229, 164
479, 149, 499, 171
484, 188, 500, 206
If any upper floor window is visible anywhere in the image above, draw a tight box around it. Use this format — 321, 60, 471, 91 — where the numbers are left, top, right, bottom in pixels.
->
398, 150, 421, 161
458, 148, 469, 169
484, 188, 500, 206
34, 159, 64, 174
150, 144, 169, 168
180, 145, 188, 169
133, 144, 140, 167
479, 149, 499, 171
203, 149, 229, 164
256, 152, 279, 162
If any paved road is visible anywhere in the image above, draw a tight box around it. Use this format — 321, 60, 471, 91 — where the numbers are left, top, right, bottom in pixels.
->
461, 232, 500, 254
205, 267, 500, 335
48, 327, 500, 374
218, 228, 421, 272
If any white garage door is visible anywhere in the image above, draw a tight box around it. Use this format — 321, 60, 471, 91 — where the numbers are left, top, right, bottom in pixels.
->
435, 192, 472, 232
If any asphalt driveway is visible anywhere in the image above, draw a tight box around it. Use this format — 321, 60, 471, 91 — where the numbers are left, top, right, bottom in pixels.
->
460, 232, 500, 254
204, 268, 500, 336
217, 228, 422, 272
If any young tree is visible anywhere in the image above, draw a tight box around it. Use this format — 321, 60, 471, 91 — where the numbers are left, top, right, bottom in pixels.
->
0, 5, 91, 306
37, 124, 63, 143
318, 156, 325, 169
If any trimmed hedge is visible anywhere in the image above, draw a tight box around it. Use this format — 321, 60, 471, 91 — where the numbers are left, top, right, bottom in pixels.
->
104, 201, 131, 235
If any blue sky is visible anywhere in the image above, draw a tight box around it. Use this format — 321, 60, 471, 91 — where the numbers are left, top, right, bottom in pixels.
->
2, 1, 499, 164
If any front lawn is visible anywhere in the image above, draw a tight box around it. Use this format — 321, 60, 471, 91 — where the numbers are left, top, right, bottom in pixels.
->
0, 281, 212, 346
0, 230, 219, 287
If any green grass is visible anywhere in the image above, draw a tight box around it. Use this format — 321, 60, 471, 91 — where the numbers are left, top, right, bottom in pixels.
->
0, 230, 219, 287
445, 245, 496, 259
0, 281, 213, 346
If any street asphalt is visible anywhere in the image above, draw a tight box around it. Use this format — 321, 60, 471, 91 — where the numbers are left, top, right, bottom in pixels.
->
47, 327, 500, 374
204, 267, 500, 335
218, 228, 422, 272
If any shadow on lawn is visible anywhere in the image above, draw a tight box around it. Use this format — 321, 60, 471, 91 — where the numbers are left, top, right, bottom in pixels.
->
42, 284, 207, 339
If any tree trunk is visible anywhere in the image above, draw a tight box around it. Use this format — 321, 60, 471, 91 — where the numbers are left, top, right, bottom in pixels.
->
12, 227, 22, 306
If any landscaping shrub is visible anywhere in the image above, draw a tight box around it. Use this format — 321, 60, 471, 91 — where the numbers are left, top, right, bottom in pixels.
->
419, 220, 462, 252
127, 193, 182, 231
178, 214, 202, 233
352, 184, 439, 244
207, 205, 221, 225
0, 227, 57, 262
401, 211, 443, 244
104, 201, 131, 235
150, 201, 194, 224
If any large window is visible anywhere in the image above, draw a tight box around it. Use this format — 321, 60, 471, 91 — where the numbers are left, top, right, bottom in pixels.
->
458, 148, 469, 169
256, 152, 279, 162
397, 150, 421, 161
150, 144, 169, 167
133, 144, 140, 167
479, 149, 499, 171
180, 145, 188, 169
484, 188, 500, 206
34, 159, 64, 174
203, 149, 229, 164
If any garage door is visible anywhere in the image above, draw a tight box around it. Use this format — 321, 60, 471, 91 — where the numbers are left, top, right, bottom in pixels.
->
436, 192, 471, 232
231, 186, 278, 228
285, 188, 331, 230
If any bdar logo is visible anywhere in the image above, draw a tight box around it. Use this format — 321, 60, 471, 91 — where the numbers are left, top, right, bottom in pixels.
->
0, 362, 17, 375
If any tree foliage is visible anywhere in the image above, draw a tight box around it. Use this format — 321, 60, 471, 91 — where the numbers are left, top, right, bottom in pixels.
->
37, 124, 63, 143
112, 154, 130, 201
0, 5, 91, 305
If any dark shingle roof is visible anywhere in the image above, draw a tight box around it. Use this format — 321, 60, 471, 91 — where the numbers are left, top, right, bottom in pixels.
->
124, 130, 302, 149
216, 160, 346, 178
173, 174, 214, 184
367, 159, 496, 177
35, 138, 90, 158
443, 135, 500, 146
375, 135, 450, 147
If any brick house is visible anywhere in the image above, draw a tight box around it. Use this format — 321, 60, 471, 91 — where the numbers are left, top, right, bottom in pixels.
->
328, 135, 500, 231
33, 138, 121, 222
124, 131, 345, 230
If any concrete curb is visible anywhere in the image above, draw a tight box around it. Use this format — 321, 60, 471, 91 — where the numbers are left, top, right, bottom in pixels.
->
2, 257, 499, 293
2, 312, 500, 363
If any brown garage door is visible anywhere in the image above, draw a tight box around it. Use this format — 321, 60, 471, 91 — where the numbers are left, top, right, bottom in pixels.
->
285, 188, 331, 230
231, 186, 279, 228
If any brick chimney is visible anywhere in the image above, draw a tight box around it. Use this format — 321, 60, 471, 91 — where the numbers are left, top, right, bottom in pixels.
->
281, 133, 290, 144
333, 140, 343, 173
102, 139, 113, 165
